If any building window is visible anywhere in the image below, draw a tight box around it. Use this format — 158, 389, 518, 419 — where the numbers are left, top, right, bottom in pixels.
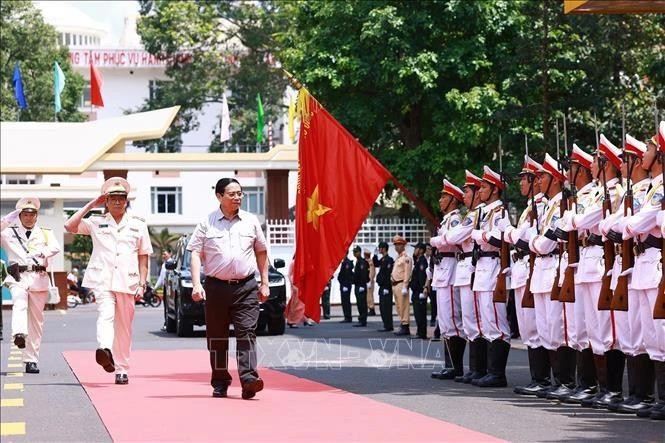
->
4, 175, 36, 185
80, 81, 91, 107
65, 33, 71, 46
151, 187, 182, 214
241, 186, 264, 215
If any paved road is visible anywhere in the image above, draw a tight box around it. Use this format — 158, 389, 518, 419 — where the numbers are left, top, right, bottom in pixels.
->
1, 305, 662, 442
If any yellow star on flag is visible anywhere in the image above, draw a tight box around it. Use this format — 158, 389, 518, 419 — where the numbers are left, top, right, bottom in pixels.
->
307, 185, 331, 230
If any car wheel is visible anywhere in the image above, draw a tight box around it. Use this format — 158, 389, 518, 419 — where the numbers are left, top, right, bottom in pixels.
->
149, 295, 162, 308
176, 297, 193, 337
267, 316, 286, 335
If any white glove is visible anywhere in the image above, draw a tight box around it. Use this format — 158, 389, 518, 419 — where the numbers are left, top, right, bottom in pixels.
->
382, 288, 390, 295
418, 293, 426, 300
471, 229, 484, 243
358, 286, 365, 293
562, 212, 574, 231
342, 287, 349, 292
3, 208, 21, 224
496, 217, 512, 232
657, 210, 665, 235
401, 287, 408, 296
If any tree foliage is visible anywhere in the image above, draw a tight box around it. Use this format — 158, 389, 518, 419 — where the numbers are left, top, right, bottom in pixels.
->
0, 0, 85, 122
135, 0, 289, 152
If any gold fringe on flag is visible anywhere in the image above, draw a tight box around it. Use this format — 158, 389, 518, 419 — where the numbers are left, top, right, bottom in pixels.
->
296, 87, 312, 128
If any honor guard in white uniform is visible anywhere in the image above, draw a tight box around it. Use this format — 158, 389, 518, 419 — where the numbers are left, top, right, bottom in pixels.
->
502, 156, 551, 395
1, 198, 61, 373
443, 171, 488, 384
470, 166, 511, 388
620, 128, 665, 420
64, 177, 153, 385
598, 134, 655, 414
561, 135, 626, 409
429, 179, 465, 379
527, 154, 578, 400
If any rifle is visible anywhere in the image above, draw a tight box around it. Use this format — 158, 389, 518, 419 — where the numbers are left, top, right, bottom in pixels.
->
493, 136, 510, 303
654, 105, 665, 319
610, 104, 631, 311
522, 135, 537, 308
597, 157, 615, 311
551, 117, 568, 301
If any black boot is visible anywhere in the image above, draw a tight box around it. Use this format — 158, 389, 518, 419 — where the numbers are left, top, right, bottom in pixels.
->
592, 350, 625, 409
537, 350, 561, 398
646, 361, 665, 420
548, 347, 578, 400
434, 336, 465, 379
432, 338, 454, 379
394, 325, 411, 336
563, 348, 598, 404
455, 339, 475, 383
470, 338, 489, 384
582, 353, 608, 408
617, 354, 655, 414
477, 340, 509, 388
515, 346, 551, 395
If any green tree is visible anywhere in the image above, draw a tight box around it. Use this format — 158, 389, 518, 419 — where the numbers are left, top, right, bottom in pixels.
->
149, 227, 180, 260
135, 0, 289, 152
1, 0, 85, 122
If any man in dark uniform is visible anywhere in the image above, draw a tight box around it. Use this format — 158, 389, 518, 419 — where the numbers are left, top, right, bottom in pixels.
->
375, 241, 394, 332
337, 254, 354, 323
321, 276, 332, 320
352, 245, 369, 327
410, 243, 429, 339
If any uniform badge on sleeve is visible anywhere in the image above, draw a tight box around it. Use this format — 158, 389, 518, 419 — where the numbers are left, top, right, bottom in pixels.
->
451, 220, 460, 227
651, 192, 663, 207
462, 217, 472, 226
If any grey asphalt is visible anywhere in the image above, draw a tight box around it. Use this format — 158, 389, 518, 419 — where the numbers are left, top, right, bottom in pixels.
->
1, 305, 663, 442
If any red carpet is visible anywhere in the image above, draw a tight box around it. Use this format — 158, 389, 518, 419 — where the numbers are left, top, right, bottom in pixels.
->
64, 350, 504, 443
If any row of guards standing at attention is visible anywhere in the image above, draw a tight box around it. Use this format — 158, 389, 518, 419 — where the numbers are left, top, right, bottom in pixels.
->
423, 121, 664, 422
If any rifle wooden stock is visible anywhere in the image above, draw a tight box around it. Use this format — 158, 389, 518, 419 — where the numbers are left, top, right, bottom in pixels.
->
493, 234, 510, 303
522, 252, 536, 308
598, 198, 615, 311
551, 195, 568, 301
610, 192, 633, 311
559, 229, 578, 303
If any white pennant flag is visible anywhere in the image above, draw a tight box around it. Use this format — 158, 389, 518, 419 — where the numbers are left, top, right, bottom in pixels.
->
220, 95, 231, 142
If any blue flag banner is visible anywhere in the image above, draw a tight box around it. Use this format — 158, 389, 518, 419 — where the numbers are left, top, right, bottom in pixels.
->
13, 62, 28, 110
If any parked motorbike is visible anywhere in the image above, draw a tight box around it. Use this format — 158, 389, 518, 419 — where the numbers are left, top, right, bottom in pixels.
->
67, 294, 81, 308
135, 285, 161, 308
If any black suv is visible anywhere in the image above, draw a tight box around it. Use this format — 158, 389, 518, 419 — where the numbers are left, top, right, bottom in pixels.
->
163, 235, 287, 337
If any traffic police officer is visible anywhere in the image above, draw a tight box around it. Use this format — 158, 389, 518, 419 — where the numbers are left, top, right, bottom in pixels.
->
364, 249, 377, 316
1, 197, 61, 373
65, 177, 153, 385
391, 235, 413, 336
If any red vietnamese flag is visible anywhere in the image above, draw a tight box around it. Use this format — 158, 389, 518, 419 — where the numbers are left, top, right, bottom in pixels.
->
294, 92, 392, 322
90, 64, 104, 107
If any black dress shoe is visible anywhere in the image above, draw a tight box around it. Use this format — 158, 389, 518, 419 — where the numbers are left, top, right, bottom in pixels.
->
25, 362, 39, 374
241, 378, 264, 400
352, 323, 367, 327
13, 333, 26, 349
561, 386, 598, 404
95, 348, 115, 373
592, 392, 624, 409
377, 328, 394, 332
547, 385, 576, 401
338, 319, 352, 323
323, 316, 331, 320
581, 391, 607, 408
617, 398, 655, 414
472, 373, 492, 386
394, 328, 411, 336
212, 385, 228, 398
514, 382, 550, 396
650, 402, 665, 420
368, 309, 376, 317
608, 395, 637, 412
435, 368, 460, 380
537, 385, 559, 399
476, 374, 507, 388
637, 401, 664, 418
455, 371, 473, 383
114, 374, 128, 385
469, 371, 487, 385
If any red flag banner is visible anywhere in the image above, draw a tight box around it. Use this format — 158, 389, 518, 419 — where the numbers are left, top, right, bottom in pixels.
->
294, 90, 392, 322
90, 64, 104, 107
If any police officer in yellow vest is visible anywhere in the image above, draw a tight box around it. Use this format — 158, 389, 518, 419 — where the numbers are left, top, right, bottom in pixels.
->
65, 177, 153, 385
391, 235, 413, 336
1, 197, 61, 373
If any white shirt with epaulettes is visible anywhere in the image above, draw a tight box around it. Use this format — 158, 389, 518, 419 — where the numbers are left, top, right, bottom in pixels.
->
429, 208, 462, 287
444, 203, 484, 288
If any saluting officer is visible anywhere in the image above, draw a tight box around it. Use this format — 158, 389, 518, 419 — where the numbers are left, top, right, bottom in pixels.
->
470, 166, 512, 388
391, 235, 413, 336
352, 245, 370, 327
620, 131, 665, 420
561, 136, 625, 408
65, 177, 153, 385
444, 170, 487, 384
337, 254, 354, 323
502, 156, 551, 395
375, 241, 394, 332
1, 198, 61, 374
429, 179, 465, 379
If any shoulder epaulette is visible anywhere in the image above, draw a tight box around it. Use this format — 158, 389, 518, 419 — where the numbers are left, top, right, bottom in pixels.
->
132, 215, 146, 222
